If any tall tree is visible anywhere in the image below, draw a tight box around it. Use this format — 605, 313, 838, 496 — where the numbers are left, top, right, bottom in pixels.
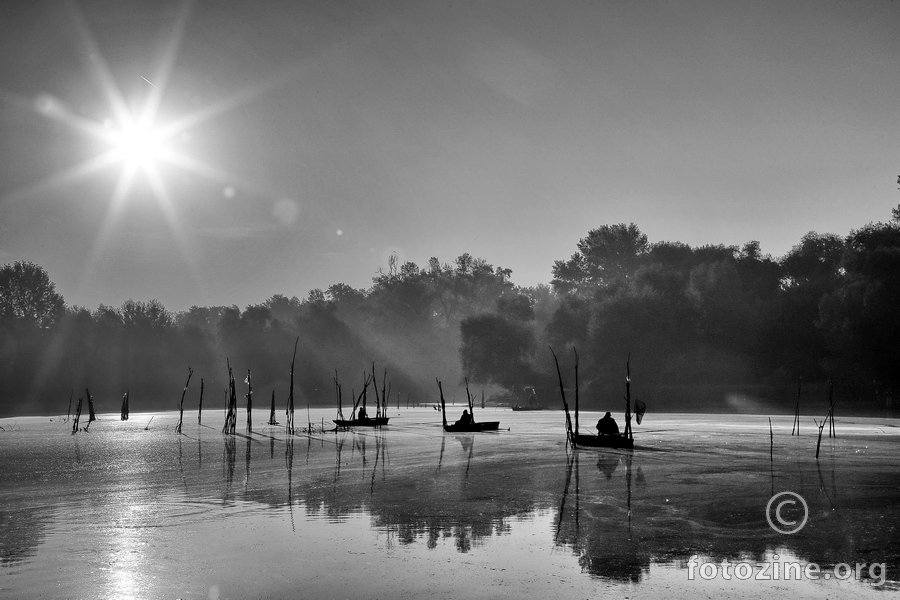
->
818, 219, 900, 399
0, 261, 65, 328
551, 223, 649, 294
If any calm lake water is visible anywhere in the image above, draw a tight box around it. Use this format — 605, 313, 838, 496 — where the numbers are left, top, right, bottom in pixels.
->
1, 407, 898, 599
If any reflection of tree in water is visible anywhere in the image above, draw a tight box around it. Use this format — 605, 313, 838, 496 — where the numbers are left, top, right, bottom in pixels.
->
555, 450, 651, 582
0, 507, 47, 566
300, 431, 532, 553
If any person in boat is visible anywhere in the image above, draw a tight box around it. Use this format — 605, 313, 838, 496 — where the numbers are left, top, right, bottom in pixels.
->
357, 406, 368, 420
455, 409, 473, 427
596, 412, 620, 436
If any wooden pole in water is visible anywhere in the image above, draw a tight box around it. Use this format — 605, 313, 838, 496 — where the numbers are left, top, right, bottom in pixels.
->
550, 347, 574, 445
268, 390, 277, 425
769, 417, 774, 463
791, 375, 801, 436
815, 418, 825, 459
827, 379, 836, 438
573, 348, 579, 437
287, 337, 298, 434
176, 368, 193, 434
85, 388, 96, 431
815, 397, 836, 459
335, 371, 343, 421
245, 369, 253, 433
624, 355, 633, 442
371, 363, 381, 418
72, 396, 83, 433
66, 389, 73, 423
465, 377, 475, 421
223, 359, 237, 435
198, 378, 204, 425
437, 379, 449, 429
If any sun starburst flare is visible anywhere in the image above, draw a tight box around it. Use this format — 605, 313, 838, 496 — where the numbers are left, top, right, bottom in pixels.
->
1, 1, 293, 307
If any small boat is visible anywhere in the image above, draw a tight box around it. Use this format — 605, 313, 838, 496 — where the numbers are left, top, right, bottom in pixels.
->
551, 349, 645, 450
569, 432, 633, 449
511, 386, 545, 411
443, 419, 499, 432
333, 367, 390, 428
333, 416, 389, 428
511, 403, 545, 412
437, 378, 500, 432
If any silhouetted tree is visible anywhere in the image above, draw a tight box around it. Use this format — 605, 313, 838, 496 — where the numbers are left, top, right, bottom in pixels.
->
460, 313, 535, 390
0, 261, 65, 328
551, 223, 649, 294
818, 218, 900, 400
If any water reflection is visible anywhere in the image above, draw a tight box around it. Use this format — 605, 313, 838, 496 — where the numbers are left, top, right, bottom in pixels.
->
2, 412, 900, 597
0, 507, 47, 566
555, 449, 650, 582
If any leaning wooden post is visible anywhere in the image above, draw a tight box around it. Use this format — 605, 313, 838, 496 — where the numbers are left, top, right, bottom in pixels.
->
791, 375, 801, 436
550, 347, 573, 443
437, 379, 449, 429
175, 368, 193, 434
72, 396, 83, 433
197, 378, 204, 425
65, 389, 73, 423
85, 388, 96, 431
769, 417, 774, 463
815, 398, 836, 460
815, 417, 826, 459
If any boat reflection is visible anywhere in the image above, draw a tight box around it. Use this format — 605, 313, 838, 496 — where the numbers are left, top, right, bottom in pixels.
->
555, 449, 650, 582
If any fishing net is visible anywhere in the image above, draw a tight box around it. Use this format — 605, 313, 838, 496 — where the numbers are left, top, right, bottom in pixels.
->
634, 399, 647, 425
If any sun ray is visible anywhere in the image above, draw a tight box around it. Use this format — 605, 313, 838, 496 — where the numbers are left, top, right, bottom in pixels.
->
64, 0, 135, 130
1, 151, 122, 206
141, 1, 194, 126
155, 75, 287, 141
7, 0, 318, 311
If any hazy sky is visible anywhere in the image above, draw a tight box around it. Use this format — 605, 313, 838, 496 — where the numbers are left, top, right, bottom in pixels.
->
1, 0, 898, 312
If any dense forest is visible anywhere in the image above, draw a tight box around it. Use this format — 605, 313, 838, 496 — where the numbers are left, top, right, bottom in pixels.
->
2, 206, 899, 416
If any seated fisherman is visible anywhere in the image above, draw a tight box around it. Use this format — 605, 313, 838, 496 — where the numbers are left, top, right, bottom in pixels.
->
357, 406, 368, 420
596, 412, 620, 436
455, 409, 473, 427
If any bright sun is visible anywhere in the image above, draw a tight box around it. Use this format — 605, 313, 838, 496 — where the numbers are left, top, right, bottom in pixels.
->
115, 124, 165, 171
114, 121, 164, 170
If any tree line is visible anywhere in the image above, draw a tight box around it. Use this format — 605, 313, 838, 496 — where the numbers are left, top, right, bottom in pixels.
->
1, 206, 898, 416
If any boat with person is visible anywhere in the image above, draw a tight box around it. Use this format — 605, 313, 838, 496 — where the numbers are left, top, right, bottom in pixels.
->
511, 386, 546, 411
333, 368, 390, 428
437, 378, 500, 432
550, 348, 645, 450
